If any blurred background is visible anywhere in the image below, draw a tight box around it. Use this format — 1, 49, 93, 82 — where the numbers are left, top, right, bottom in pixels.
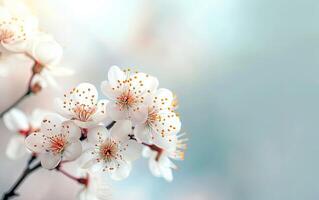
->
1, 0, 319, 199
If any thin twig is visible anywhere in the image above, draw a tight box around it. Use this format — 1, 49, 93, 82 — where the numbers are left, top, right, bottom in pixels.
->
0, 90, 32, 118
56, 164, 88, 185
2, 159, 41, 200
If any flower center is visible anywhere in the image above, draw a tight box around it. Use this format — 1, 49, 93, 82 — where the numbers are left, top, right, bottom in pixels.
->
147, 107, 159, 125
49, 135, 67, 154
73, 104, 96, 122
116, 90, 136, 109
0, 28, 14, 43
99, 139, 119, 162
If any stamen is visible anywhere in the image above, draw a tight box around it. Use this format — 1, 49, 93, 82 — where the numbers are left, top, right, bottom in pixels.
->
99, 139, 119, 163
73, 104, 96, 122
49, 135, 67, 153
116, 90, 137, 109
0, 29, 14, 43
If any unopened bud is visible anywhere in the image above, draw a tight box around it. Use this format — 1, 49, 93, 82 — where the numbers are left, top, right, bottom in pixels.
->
30, 82, 42, 94
32, 63, 44, 74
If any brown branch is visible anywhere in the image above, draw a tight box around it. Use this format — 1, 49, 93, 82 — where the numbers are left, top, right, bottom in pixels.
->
2, 156, 42, 200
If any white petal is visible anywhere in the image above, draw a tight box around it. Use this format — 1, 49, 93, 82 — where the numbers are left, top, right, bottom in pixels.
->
30, 36, 63, 66
41, 69, 60, 89
108, 65, 126, 86
152, 112, 181, 149
109, 120, 132, 141
87, 126, 109, 144
152, 88, 174, 110
101, 80, 121, 100
3, 108, 29, 132
91, 162, 105, 173
129, 72, 158, 95
91, 99, 109, 123
110, 161, 132, 181
77, 188, 97, 200
152, 134, 171, 151
25, 132, 47, 153
40, 113, 63, 136
159, 166, 173, 182
54, 98, 73, 118
65, 83, 98, 111
149, 158, 161, 177
134, 124, 150, 143
6, 135, 28, 160
82, 158, 98, 169
61, 120, 81, 141
63, 141, 82, 161
121, 139, 142, 161
106, 102, 128, 121
29, 109, 48, 129
142, 146, 152, 158
2, 40, 29, 53
129, 105, 148, 125
73, 120, 96, 129
40, 152, 61, 169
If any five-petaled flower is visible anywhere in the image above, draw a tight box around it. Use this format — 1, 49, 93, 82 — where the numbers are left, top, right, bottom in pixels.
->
25, 113, 82, 169
133, 88, 181, 149
56, 83, 109, 128
101, 66, 158, 124
82, 120, 142, 180
143, 132, 187, 182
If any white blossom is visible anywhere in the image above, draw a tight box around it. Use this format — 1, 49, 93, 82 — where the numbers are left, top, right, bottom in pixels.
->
82, 120, 142, 180
143, 132, 187, 182
3, 108, 47, 160
101, 66, 158, 124
0, 4, 38, 53
56, 83, 109, 128
25, 113, 82, 169
133, 88, 181, 149
27, 32, 74, 89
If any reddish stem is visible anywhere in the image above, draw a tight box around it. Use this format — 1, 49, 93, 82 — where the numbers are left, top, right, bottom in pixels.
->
142, 142, 164, 161
56, 165, 88, 186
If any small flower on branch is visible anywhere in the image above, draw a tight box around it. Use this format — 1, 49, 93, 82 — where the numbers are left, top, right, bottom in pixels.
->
56, 83, 109, 129
25, 113, 82, 169
82, 120, 142, 180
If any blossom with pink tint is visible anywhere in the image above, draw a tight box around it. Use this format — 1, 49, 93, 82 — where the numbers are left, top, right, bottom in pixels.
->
134, 88, 181, 149
82, 120, 142, 180
25, 113, 82, 169
56, 83, 109, 128
101, 66, 158, 124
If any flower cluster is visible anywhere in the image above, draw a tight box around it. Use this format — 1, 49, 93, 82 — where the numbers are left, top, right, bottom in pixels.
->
0, 2, 188, 199
0, 0, 72, 90
24, 66, 187, 184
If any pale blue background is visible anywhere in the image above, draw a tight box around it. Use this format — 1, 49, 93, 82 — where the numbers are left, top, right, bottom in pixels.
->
0, 0, 319, 199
